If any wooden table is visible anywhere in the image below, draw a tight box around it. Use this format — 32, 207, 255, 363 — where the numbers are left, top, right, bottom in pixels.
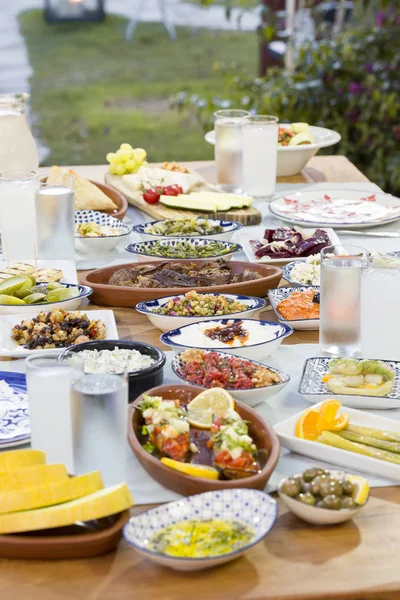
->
3, 157, 399, 600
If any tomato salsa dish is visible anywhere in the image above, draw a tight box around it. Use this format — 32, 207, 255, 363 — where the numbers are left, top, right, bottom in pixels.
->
276, 289, 320, 321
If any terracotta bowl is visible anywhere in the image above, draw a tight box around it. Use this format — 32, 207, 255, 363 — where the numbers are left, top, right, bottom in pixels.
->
81, 260, 282, 308
128, 383, 280, 496
0, 510, 130, 560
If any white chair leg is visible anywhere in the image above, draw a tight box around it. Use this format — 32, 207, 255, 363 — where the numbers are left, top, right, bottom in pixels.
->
125, 0, 147, 42
158, 0, 177, 42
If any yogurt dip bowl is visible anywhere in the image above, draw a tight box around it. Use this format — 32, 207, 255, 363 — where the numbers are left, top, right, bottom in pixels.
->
160, 318, 293, 361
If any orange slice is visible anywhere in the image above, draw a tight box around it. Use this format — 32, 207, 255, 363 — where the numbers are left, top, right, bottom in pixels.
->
329, 413, 349, 430
317, 399, 349, 432
296, 409, 321, 441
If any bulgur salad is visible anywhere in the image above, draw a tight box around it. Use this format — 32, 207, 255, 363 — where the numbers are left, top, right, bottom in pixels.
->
152, 291, 248, 318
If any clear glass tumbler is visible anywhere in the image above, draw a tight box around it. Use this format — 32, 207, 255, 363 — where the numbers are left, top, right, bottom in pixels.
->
242, 115, 279, 200
71, 374, 128, 486
25, 354, 84, 472
319, 245, 369, 357
361, 255, 400, 360
0, 170, 38, 262
214, 109, 249, 193
35, 173, 75, 259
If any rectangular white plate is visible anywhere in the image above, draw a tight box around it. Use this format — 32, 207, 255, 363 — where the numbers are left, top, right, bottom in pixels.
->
239, 227, 340, 265
0, 259, 78, 284
274, 401, 400, 482
268, 286, 320, 331
0, 310, 118, 357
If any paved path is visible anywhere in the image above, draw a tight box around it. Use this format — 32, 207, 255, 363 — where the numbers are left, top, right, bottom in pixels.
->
0, 0, 260, 163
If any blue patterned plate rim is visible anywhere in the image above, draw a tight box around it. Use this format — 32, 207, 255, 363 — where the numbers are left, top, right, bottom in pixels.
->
122, 489, 278, 562
0, 371, 29, 443
136, 293, 266, 316
126, 239, 242, 259
132, 219, 243, 237
282, 261, 319, 287
268, 286, 320, 323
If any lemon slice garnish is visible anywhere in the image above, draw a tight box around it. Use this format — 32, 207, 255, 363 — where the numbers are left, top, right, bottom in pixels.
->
161, 458, 219, 480
346, 475, 370, 505
186, 388, 235, 429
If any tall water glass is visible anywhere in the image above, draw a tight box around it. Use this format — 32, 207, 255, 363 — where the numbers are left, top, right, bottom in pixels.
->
35, 173, 75, 259
320, 245, 368, 357
71, 374, 128, 486
242, 115, 278, 200
25, 354, 84, 472
214, 109, 249, 193
0, 170, 38, 261
361, 255, 400, 360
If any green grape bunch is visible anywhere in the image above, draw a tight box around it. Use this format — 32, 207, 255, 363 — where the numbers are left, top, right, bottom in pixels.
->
106, 143, 147, 176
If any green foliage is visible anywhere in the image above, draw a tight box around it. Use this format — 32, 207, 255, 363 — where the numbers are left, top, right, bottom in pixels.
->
175, 24, 400, 193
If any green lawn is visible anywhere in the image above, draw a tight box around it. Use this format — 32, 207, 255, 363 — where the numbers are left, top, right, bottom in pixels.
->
19, 10, 257, 165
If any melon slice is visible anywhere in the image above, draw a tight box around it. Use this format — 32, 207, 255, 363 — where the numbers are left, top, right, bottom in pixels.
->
160, 195, 217, 212
0, 450, 46, 474
0, 463, 68, 493
0, 471, 103, 515
0, 483, 134, 534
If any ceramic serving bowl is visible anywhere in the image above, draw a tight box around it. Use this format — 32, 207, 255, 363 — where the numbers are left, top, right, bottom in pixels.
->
278, 471, 369, 525
75, 210, 132, 255
126, 238, 242, 263
0, 283, 92, 316
282, 260, 320, 287
268, 286, 320, 331
123, 488, 277, 571
60, 339, 166, 402
132, 219, 243, 242
81, 261, 283, 308
136, 293, 267, 332
160, 318, 293, 361
171, 350, 290, 407
205, 125, 341, 177
128, 383, 280, 495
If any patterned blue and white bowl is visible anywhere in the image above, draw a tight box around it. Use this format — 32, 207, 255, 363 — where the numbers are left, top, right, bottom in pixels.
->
123, 489, 278, 571
132, 218, 243, 242
0, 282, 92, 315
268, 286, 320, 331
0, 372, 29, 448
282, 260, 320, 287
75, 210, 132, 255
136, 293, 267, 332
126, 238, 242, 262
160, 318, 293, 361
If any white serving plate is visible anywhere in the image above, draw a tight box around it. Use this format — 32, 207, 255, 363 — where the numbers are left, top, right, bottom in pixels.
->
239, 227, 340, 265
269, 189, 400, 229
0, 310, 118, 358
136, 293, 266, 332
205, 125, 341, 177
0, 259, 78, 284
132, 219, 243, 243
123, 489, 278, 571
160, 318, 293, 361
274, 401, 400, 482
299, 357, 400, 409
268, 286, 319, 331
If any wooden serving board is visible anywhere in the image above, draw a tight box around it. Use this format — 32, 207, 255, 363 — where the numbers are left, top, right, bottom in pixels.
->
104, 172, 262, 226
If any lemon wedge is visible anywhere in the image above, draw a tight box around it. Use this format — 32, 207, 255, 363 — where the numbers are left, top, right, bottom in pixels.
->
186, 388, 235, 429
346, 475, 370, 505
161, 458, 219, 480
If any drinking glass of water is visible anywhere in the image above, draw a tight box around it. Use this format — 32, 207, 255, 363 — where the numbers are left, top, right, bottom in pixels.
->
242, 115, 279, 201
71, 374, 128, 486
320, 245, 369, 357
25, 354, 84, 472
35, 173, 75, 259
214, 109, 249, 193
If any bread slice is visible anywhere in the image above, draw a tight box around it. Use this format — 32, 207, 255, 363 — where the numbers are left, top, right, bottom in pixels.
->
47, 166, 117, 211
0, 450, 46, 474
0, 463, 68, 493
0, 483, 134, 534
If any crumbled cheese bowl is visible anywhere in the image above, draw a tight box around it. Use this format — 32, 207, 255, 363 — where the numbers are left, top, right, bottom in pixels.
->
60, 340, 166, 402
282, 255, 321, 286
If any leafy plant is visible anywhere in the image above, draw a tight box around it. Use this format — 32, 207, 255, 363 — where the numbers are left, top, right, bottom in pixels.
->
174, 19, 400, 193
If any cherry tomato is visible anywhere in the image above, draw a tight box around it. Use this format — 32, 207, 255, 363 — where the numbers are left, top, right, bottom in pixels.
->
143, 189, 160, 204
163, 184, 183, 196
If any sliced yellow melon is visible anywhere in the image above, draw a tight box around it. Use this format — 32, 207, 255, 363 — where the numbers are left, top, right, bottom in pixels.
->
0, 483, 134, 534
0, 450, 46, 474
0, 463, 68, 493
0, 471, 103, 515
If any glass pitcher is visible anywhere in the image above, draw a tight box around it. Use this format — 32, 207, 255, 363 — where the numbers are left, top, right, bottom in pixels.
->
0, 93, 39, 171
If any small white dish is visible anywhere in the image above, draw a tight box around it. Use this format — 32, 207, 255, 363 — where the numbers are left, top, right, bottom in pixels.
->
0, 283, 92, 316
126, 238, 242, 263
205, 125, 341, 177
171, 350, 290, 407
278, 471, 367, 525
75, 210, 132, 255
136, 293, 266, 332
160, 318, 293, 361
299, 357, 400, 409
268, 286, 319, 331
132, 219, 243, 242
0, 309, 118, 358
274, 401, 400, 481
123, 488, 278, 571
0, 259, 78, 284
282, 259, 320, 287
